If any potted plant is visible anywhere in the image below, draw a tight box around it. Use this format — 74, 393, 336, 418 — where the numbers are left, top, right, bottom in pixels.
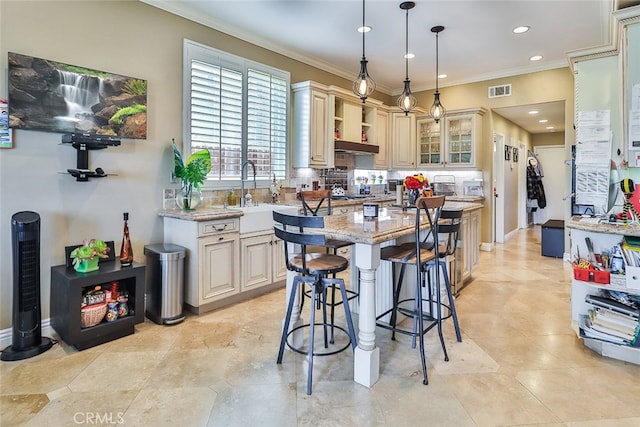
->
70, 239, 110, 273
173, 139, 211, 210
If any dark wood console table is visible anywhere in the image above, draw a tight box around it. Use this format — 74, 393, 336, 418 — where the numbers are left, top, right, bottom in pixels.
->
50, 262, 145, 350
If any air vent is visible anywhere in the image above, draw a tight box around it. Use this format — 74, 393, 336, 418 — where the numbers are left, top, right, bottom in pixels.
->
488, 84, 512, 98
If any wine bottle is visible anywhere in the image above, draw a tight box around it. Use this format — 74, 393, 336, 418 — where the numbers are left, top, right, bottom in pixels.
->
119, 212, 133, 267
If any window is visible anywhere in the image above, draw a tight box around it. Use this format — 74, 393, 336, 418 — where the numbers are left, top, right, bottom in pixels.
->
183, 39, 289, 187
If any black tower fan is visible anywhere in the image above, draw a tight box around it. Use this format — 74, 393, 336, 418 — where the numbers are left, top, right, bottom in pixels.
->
1, 211, 54, 361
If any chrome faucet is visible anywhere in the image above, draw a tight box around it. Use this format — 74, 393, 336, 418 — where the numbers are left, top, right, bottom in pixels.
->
240, 160, 257, 207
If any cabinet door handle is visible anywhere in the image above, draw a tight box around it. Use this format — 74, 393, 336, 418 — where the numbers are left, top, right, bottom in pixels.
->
218, 236, 224, 241
214, 224, 228, 232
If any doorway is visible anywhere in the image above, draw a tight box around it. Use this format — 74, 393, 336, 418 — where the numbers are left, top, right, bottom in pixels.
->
532, 145, 566, 224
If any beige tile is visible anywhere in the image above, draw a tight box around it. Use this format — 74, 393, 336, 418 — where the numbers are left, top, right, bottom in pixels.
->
0, 394, 49, 426
124, 386, 217, 426
67, 351, 164, 393
446, 372, 562, 426
207, 383, 297, 427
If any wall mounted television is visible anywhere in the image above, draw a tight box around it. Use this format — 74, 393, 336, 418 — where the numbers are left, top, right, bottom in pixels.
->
8, 52, 147, 139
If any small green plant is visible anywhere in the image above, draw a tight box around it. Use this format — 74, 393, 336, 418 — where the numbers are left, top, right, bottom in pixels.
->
173, 139, 211, 209
123, 79, 147, 96
109, 104, 147, 125
70, 239, 110, 268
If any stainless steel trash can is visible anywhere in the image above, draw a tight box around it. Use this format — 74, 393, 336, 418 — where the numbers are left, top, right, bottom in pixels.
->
144, 243, 186, 325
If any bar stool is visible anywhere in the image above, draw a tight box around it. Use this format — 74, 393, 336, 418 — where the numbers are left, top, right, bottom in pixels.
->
375, 195, 454, 385
273, 211, 357, 395
424, 209, 463, 343
299, 190, 358, 343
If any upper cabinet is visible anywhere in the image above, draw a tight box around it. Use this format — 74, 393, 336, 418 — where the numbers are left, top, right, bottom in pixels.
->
417, 107, 485, 169
292, 81, 333, 168
292, 81, 384, 169
373, 107, 390, 169
390, 110, 417, 169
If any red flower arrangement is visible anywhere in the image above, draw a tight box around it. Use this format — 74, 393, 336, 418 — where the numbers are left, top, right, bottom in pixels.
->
403, 173, 428, 190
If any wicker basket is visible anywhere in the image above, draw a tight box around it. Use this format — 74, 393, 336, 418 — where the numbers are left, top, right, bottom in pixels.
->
81, 303, 107, 328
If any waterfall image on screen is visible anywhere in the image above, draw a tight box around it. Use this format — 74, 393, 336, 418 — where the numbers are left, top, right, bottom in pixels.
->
7, 52, 147, 139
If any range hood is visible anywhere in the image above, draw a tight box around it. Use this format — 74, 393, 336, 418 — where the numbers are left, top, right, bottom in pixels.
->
334, 140, 379, 155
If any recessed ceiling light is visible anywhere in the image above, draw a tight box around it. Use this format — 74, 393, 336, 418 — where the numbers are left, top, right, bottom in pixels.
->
528, 110, 539, 115
358, 26, 372, 33
513, 26, 530, 34
529, 55, 543, 61
546, 126, 555, 130
404, 53, 415, 59
438, 73, 447, 79
539, 119, 548, 123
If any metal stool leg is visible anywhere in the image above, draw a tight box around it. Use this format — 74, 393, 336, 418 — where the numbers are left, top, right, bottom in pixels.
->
440, 260, 462, 342
278, 276, 302, 364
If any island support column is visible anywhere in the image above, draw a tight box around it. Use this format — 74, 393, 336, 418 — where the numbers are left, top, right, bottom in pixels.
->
353, 242, 380, 387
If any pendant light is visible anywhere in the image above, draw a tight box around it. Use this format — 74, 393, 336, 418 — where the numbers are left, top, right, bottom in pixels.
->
397, 2, 417, 115
429, 25, 446, 123
352, 0, 375, 102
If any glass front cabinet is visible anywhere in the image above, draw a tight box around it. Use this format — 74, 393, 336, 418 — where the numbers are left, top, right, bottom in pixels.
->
417, 107, 485, 168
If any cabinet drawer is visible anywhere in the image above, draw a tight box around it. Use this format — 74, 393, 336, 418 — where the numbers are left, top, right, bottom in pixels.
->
199, 219, 238, 237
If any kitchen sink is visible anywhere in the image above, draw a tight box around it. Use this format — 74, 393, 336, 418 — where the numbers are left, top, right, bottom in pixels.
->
230, 204, 299, 233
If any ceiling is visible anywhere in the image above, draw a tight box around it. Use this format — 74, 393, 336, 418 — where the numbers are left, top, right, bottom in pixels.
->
141, 0, 637, 134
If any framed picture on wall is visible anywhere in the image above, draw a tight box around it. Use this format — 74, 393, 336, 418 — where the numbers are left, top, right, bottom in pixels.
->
0, 99, 12, 148
504, 145, 511, 161
513, 147, 519, 162
8, 52, 147, 139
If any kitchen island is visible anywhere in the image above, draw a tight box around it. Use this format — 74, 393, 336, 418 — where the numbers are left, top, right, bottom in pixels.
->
282, 201, 483, 388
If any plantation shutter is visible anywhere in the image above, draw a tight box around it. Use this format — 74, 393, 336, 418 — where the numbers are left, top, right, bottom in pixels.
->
190, 60, 243, 180
247, 69, 287, 180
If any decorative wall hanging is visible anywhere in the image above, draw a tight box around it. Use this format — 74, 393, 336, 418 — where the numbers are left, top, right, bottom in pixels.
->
513, 147, 519, 162
504, 145, 511, 161
8, 52, 147, 139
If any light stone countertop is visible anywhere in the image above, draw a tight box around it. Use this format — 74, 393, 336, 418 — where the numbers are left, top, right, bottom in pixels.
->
157, 198, 483, 222
567, 215, 640, 237
319, 202, 483, 245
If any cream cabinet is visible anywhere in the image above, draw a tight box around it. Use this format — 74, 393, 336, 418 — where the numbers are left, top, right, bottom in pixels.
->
240, 231, 287, 291
417, 107, 485, 169
454, 208, 481, 293
200, 233, 240, 301
163, 217, 240, 313
292, 81, 333, 168
390, 111, 417, 169
373, 108, 390, 169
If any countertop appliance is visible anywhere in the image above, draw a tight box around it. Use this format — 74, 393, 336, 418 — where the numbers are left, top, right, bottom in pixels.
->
432, 175, 456, 196
462, 180, 484, 197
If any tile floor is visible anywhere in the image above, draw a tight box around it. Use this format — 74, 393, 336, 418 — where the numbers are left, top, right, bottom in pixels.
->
2, 226, 640, 426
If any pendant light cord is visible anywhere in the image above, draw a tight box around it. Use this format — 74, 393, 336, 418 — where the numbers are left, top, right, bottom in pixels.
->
404, 7, 409, 80
435, 31, 439, 92
361, 0, 366, 59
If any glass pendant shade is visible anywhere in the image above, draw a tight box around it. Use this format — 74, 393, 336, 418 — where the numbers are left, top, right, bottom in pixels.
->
397, 2, 416, 115
430, 91, 446, 123
397, 79, 417, 114
430, 25, 446, 123
353, 58, 376, 102
352, 0, 375, 102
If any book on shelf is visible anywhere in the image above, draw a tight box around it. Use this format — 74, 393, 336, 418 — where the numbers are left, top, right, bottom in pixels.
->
594, 307, 639, 329
587, 309, 638, 339
579, 314, 632, 345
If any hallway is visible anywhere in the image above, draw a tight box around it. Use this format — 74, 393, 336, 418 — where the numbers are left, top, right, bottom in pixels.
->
2, 227, 639, 426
